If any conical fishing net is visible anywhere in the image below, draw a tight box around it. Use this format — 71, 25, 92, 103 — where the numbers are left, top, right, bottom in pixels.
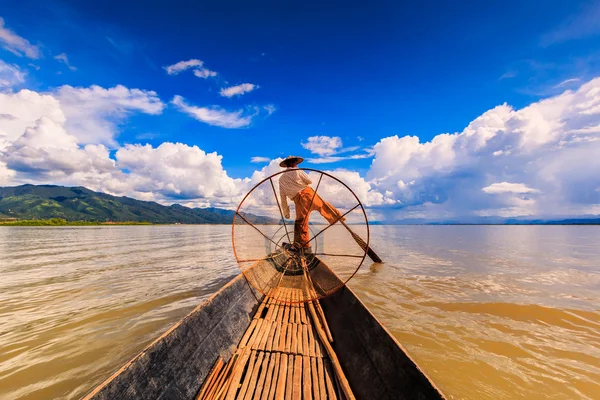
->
232, 169, 369, 303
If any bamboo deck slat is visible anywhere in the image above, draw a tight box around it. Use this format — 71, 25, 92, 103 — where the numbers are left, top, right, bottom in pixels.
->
198, 287, 354, 399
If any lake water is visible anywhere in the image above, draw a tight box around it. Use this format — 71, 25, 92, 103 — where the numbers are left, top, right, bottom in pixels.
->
0, 225, 599, 399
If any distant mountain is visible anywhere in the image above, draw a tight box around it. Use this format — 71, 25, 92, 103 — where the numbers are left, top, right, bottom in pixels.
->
0, 185, 278, 224
380, 216, 600, 225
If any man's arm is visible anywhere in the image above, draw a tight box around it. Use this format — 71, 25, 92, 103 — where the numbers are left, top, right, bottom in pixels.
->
299, 170, 312, 185
280, 186, 290, 219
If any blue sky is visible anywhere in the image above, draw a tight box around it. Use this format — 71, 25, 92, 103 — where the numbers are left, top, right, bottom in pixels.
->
1, 0, 600, 220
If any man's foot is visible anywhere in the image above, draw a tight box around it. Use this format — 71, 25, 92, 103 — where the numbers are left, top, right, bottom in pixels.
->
282, 242, 295, 252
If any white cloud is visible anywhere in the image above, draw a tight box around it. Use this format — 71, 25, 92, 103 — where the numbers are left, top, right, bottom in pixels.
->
251, 156, 271, 163
553, 78, 580, 88
482, 182, 540, 194
55, 84, 165, 145
367, 77, 600, 219
301, 136, 343, 156
115, 142, 240, 201
171, 95, 256, 128
220, 83, 258, 97
54, 53, 76, 71
313, 169, 394, 208
164, 59, 203, 74
0, 60, 25, 88
193, 68, 217, 79
0, 17, 40, 59
164, 59, 216, 78
1, 77, 600, 221
3, 117, 114, 178
0, 89, 65, 150
301, 136, 372, 164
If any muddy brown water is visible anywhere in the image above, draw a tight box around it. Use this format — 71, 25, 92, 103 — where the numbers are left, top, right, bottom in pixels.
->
0, 225, 598, 399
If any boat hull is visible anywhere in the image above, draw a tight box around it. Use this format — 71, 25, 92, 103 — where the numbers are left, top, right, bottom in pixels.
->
83, 274, 262, 400
84, 272, 444, 399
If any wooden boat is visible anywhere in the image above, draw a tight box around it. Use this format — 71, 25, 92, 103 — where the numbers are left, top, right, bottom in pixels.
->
83, 257, 445, 400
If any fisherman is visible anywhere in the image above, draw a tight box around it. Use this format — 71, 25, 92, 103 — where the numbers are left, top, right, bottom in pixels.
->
278, 156, 345, 253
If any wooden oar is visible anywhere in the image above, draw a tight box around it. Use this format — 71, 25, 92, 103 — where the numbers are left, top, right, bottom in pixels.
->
339, 220, 383, 263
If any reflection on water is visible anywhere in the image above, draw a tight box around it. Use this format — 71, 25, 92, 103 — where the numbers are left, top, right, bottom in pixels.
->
0, 225, 599, 399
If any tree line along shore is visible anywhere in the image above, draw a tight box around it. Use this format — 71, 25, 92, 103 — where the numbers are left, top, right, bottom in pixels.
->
0, 218, 153, 226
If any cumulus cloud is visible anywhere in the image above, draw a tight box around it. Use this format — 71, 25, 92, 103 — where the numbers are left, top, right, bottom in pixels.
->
3, 117, 114, 179
302, 136, 343, 156
220, 83, 258, 97
55, 85, 165, 145
172, 95, 258, 128
115, 142, 240, 201
164, 59, 216, 78
0, 60, 25, 88
1, 77, 599, 221
367, 77, 600, 219
301, 135, 373, 163
54, 53, 76, 71
0, 17, 40, 58
0, 89, 65, 150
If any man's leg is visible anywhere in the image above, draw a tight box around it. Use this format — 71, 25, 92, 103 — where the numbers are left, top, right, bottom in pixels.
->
293, 192, 311, 248
312, 193, 345, 225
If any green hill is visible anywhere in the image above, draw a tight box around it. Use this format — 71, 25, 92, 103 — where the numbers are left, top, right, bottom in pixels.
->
0, 184, 277, 224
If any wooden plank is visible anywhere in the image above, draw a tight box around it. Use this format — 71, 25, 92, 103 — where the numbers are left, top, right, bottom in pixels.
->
285, 353, 294, 400
235, 350, 258, 400
249, 319, 265, 350
307, 302, 355, 400
265, 295, 276, 321
238, 319, 258, 349
316, 357, 326, 400
292, 355, 302, 400
306, 324, 315, 358
278, 321, 287, 353
300, 302, 307, 325
254, 291, 271, 320
260, 351, 279, 400
288, 292, 294, 325
323, 360, 337, 400
267, 320, 279, 352
205, 353, 237, 400
297, 323, 304, 356
224, 348, 253, 400
316, 328, 324, 358
302, 325, 309, 357
314, 300, 333, 343
195, 358, 223, 400
254, 352, 272, 399
294, 293, 301, 325
270, 290, 282, 321
285, 324, 294, 353
259, 320, 273, 350
291, 324, 298, 355
310, 357, 320, 400
303, 356, 312, 400
272, 322, 281, 353
275, 294, 285, 324
283, 290, 292, 324
242, 351, 265, 400
282, 294, 290, 324
275, 353, 288, 400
